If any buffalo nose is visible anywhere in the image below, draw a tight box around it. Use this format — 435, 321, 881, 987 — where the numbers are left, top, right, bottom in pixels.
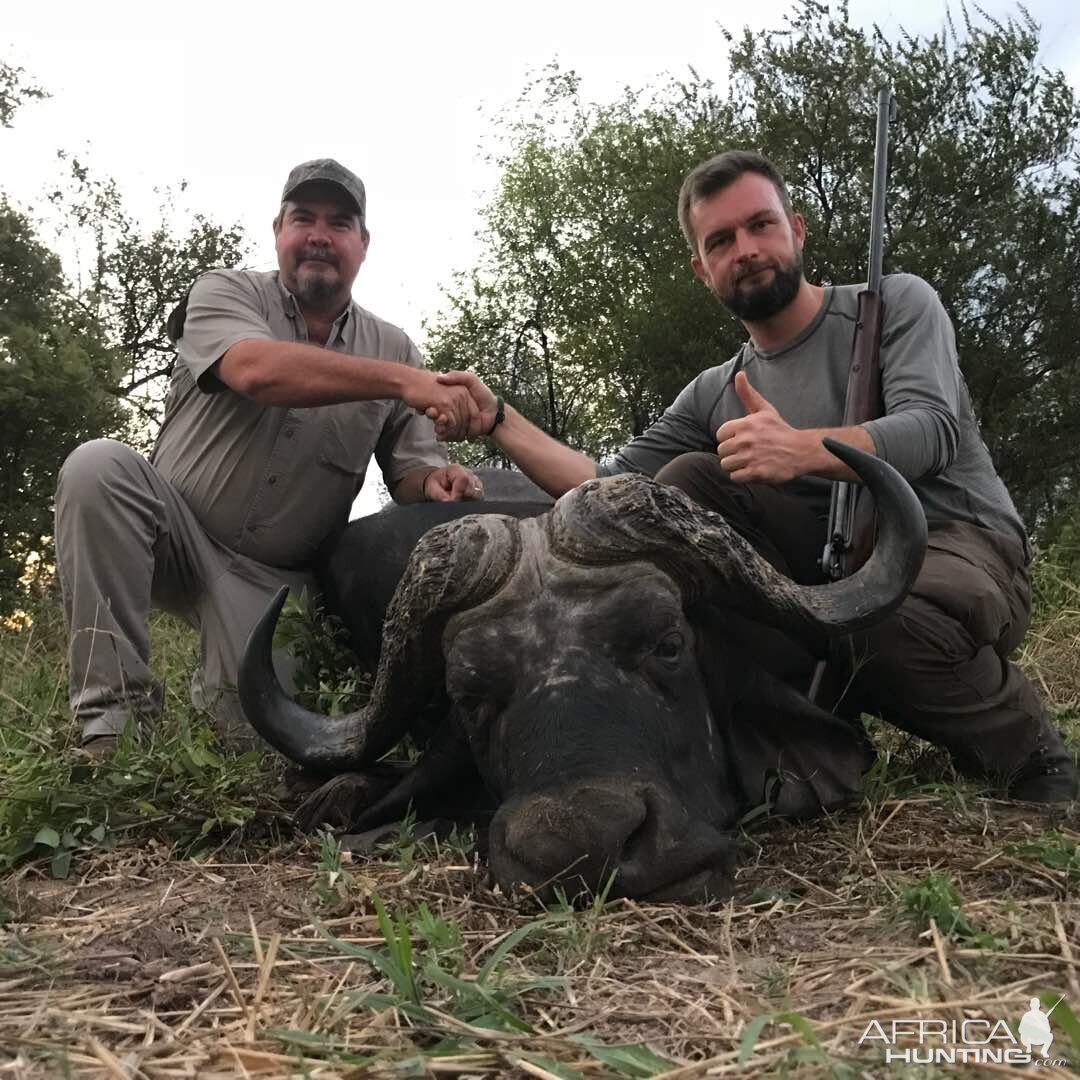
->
500, 784, 649, 883
490, 781, 728, 902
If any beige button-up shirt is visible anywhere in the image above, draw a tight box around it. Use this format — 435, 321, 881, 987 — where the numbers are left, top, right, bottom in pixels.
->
151, 269, 448, 569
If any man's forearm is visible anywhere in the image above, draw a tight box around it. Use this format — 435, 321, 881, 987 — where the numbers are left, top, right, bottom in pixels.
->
491, 406, 596, 497
390, 467, 440, 504
220, 339, 424, 406
799, 424, 878, 481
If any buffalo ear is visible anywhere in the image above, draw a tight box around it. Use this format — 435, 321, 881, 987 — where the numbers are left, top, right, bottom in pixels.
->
723, 665, 875, 821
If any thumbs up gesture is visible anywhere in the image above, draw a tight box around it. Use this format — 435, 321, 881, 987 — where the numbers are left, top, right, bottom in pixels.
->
715, 371, 812, 484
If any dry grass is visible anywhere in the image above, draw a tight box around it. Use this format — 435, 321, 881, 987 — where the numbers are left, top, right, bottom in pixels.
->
2, 790, 1077, 1078
1020, 565, 1080, 718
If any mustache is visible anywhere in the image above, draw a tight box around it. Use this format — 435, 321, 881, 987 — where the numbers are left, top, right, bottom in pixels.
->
299, 249, 338, 267
734, 260, 774, 283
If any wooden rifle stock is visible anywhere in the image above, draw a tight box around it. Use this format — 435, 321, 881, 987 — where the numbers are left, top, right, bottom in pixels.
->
827, 288, 885, 578
809, 87, 896, 703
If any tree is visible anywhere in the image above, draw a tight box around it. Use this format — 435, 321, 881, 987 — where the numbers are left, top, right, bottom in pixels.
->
426, 67, 741, 466
46, 154, 248, 443
0, 200, 122, 611
723, 1, 1080, 528
426, 4, 1080, 530
0, 60, 249, 610
0, 61, 47, 128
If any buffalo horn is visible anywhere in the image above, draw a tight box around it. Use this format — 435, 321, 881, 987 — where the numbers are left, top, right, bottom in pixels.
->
547, 440, 926, 646
238, 513, 522, 773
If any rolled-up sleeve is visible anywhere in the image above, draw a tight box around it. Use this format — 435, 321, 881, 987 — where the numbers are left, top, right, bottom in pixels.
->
862, 275, 961, 480
374, 338, 448, 489
176, 271, 275, 392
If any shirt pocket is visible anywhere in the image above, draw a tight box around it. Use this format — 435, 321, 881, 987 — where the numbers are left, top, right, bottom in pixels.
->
316, 403, 385, 484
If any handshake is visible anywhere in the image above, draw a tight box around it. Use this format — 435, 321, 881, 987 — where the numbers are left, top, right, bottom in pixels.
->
404, 369, 500, 442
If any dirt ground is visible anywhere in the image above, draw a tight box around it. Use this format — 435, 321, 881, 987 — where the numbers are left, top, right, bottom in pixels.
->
2, 791, 1077, 1078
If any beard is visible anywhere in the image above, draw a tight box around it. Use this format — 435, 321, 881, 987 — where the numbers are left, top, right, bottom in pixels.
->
293, 256, 342, 308
719, 251, 803, 322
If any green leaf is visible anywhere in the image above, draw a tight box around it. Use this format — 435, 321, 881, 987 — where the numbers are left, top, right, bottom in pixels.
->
51, 847, 73, 879
423, 962, 533, 1033
33, 826, 60, 849
737, 1011, 826, 1067
10, 836, 38, 860
317, 921, 421, 1007
777, 1010, 823, 1052
373, 894, 396, 949
737, 1013, 775, 1065
569, 1035, 675, 1077
1039, 992, 1080, 1060
476, 917, 546, 984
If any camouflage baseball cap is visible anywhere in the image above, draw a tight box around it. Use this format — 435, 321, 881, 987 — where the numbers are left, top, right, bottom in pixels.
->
281, 158, 366, 224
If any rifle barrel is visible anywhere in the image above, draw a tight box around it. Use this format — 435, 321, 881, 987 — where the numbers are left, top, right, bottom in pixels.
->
866, 86, 896, 293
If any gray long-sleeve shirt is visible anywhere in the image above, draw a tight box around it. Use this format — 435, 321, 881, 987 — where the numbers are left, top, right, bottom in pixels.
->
597, 274, 1025, 544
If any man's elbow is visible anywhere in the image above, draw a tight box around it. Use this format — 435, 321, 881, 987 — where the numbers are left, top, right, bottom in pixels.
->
219, 340, 275, 400
932, 415, 960, 473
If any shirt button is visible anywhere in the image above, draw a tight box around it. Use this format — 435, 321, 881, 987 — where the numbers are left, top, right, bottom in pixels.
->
284, 429, 294, 439
268, 476, 277, 485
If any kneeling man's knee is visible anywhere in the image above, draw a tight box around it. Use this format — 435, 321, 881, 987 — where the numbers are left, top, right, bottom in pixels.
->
57, 439, 143, 502
654, 451, 730, 492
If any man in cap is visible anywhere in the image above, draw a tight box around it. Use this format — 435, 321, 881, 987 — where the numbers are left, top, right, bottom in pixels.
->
55, 158, 485, 757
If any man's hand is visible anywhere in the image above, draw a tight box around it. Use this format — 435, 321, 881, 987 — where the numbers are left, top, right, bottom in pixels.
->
716, 372, 815, 484
424, 464, 485, 502
432, 371, 499, 441
401, 370, 479, 440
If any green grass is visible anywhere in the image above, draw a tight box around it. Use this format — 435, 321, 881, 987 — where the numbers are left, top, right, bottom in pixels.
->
261, 896, 567, 1066
274, 588, 372, 715
1006, 831, 1080, 880
0, 591, 285, 877
898, 872, 1004, 949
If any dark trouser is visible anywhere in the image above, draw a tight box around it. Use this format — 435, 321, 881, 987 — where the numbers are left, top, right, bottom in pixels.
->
654, 452, 1044, 779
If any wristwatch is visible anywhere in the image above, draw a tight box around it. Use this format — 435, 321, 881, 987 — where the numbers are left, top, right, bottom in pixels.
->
485, 396, 505, 437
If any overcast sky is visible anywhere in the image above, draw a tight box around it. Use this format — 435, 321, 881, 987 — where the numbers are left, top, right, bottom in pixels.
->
4, 0, 1077, 511
5, 0, 1078, 338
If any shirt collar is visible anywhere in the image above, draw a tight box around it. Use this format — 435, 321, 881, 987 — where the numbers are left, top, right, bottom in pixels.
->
274, 272, 301, 319
330, 305, 352, 344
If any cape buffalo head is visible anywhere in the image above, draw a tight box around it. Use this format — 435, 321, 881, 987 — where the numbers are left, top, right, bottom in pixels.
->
240, 442, 926, 902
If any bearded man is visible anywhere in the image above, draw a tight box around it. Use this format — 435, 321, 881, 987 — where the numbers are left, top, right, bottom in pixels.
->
435, 150, 1077, 803
56, 158, 484, 757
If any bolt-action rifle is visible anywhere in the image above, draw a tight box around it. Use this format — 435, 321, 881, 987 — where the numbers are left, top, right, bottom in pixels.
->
808, 86, 897, 704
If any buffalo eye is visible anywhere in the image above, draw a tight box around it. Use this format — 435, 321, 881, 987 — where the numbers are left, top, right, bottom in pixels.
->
446, 661, 504, 709
652, 631, 684, 664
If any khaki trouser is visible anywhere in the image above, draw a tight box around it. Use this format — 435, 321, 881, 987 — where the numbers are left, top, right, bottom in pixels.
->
54, 439, 316, 747
654, 452, 1043, 779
